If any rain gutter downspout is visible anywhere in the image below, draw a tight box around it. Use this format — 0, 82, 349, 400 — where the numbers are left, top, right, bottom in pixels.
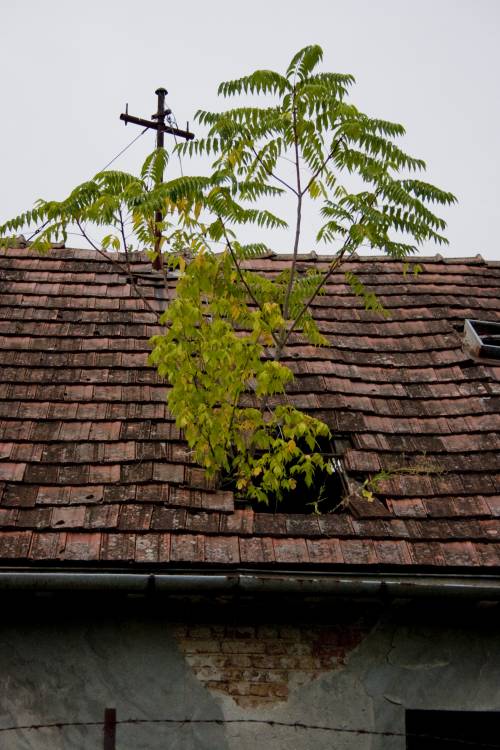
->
1, 571, 500, 600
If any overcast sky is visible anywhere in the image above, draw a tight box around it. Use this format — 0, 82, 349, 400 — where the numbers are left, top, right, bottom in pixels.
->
1, 0, 499, 259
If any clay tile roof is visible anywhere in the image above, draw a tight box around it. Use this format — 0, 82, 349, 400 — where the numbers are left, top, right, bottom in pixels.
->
0, 247, 499, 570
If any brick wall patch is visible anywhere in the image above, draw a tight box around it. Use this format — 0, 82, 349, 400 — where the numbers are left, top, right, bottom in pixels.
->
173, 620, 371, 707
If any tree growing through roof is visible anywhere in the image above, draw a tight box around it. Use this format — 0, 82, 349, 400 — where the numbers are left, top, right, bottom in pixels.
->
0, 45, 456, 509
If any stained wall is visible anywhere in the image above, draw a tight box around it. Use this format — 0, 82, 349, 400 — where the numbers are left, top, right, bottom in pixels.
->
0, 595, 499, 750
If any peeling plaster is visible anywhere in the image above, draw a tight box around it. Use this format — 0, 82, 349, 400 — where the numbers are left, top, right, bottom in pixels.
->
1, 600, 500, 750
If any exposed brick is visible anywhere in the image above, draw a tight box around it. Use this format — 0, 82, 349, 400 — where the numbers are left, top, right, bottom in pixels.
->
186, 625, 214, 639
225, 625, 256, 638
179, 639, 221, 654
175, 618, 370, 707
221, 640, 266, 655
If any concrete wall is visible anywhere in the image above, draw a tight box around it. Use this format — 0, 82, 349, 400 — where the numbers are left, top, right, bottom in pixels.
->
1, 594, 499, 749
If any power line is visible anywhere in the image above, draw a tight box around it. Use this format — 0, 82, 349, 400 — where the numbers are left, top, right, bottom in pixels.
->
25, 128, 150, 244
98, 127, 149, 173
1, 716, 500, 748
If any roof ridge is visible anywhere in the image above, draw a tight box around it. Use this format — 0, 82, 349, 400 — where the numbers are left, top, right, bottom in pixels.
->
1, 246, 499, 266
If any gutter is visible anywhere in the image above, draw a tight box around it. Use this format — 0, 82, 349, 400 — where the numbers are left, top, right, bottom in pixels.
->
1, 571, 500, 600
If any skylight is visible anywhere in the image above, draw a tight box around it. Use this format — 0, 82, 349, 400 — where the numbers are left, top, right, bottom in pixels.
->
464, 319, 500, 361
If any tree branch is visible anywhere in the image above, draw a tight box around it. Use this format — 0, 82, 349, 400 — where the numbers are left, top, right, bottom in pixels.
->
281, 239, 357, 351
250, 145, 298, 196
300, 136, 345, 198
219, 217, 281, 349
282, 95, 302, 322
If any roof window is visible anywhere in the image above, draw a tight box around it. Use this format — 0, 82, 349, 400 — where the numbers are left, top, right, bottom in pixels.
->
464, 319, 500, 361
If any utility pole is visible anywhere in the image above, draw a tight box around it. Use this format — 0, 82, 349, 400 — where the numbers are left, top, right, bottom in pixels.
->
120, 88, 195, 270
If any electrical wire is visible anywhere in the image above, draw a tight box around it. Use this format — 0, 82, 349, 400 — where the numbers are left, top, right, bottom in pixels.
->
25, 128, 149, 244
98, 127, 149, 172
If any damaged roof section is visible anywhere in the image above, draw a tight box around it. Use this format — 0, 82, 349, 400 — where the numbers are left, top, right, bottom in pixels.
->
0, 248, 499, 569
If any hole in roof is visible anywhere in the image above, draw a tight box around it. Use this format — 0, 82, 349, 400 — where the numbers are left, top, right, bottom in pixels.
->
227, 436, 349, 515
463, 319, 500, 361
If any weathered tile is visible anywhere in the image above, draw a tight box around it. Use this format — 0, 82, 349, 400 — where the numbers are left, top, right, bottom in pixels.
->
273, 538, 309, 564
170, 533, 205, 562
0, 248, 498, 570
204, 536, 240, 565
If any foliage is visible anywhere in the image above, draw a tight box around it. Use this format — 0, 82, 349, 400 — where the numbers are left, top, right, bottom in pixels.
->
149, 250, 332, 503
0, 45, 456, 509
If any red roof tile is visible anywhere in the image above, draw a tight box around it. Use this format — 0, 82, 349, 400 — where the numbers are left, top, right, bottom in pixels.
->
0, 247, 499, 569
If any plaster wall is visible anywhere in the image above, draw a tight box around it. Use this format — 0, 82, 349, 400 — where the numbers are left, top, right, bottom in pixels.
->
0, 596, 499, 750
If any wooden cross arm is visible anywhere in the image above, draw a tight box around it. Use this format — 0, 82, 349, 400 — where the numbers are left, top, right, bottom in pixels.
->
120, 113, 195, 140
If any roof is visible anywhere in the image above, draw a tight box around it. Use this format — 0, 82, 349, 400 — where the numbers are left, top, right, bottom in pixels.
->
0, 247, 499, 571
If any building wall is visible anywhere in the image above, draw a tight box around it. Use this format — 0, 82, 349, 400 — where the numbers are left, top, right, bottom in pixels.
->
0, 594, 499, 749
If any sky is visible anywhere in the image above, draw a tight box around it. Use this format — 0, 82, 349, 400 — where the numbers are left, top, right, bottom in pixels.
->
1, 0, 499, 259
